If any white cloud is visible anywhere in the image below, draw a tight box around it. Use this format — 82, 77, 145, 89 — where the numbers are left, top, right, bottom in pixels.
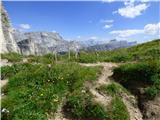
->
77, 36, 81, 39
110, 29, 144, 37
102, 0, 116, 3
144, 23, 160, 35
104, 24, 113, 29
52, 30, 57, 33
19, 24, 31, 29
110, 22, 160, 38
115, 3, 149, 18
100, 19, 113, 29
89, 36, 98, 40
140, 0, 150, 2
100, 19, 114, 23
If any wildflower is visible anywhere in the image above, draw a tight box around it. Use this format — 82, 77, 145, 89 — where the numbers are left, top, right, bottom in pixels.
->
53, 99, 58, 102
1, 108, 9, 113
81, 90, 86, 93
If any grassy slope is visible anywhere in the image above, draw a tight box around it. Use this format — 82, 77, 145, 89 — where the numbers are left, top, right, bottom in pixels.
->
1, 39, 159, 119
1, 63, 101, 120
78, 39, 160, 63
111, 39, 160, 99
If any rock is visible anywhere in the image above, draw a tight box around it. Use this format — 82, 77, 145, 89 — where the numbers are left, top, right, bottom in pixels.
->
17, 38, 50, 55
143, 95, 160, 120
0, 2, 20, 53
15, 31, 83, 55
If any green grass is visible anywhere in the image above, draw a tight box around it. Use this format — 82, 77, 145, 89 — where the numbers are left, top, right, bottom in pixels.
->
1, 63, 101, 120
64, 91, 129, 120
98, 82, 129, 97
1, 39, 160, 119
113, 60, 160, 99
1, 63, 41, 79
75, 39, 160, 63
107, 97, 130, 120
27, 53, 55, 64
63, 90, 108, 120
1, 52, 23, 62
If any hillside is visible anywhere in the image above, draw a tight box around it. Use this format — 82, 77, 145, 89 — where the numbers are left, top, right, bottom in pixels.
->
77, 39, 160, 63
1, 39, 160, 120
1, 2, 160, 120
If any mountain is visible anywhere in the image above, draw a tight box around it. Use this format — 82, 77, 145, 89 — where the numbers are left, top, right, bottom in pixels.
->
0, 3, 136, 56
14, 31, 83, 55
85, 39, 137, 51
0, 3, 20, 53
79, 39, 108, 47
0, 3, 83, 56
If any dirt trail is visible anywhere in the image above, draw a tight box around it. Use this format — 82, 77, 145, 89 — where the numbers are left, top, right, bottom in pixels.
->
81, 62, 143, 120
122, 93, 143, 120
81, 62, 117, 106
53, 62, 143, 120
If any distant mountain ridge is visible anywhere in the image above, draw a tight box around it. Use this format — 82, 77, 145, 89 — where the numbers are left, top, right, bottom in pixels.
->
1, 3, 137, 56
85, 39, 137, 51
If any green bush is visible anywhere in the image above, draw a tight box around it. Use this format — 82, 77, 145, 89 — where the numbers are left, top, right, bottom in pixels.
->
64, 86, 129, 120
1, 63, 41, 79
113, 60, 160, 98
1, 52, 23, 62
63, 91, 108, 120
98, 83, 128, 97
113, 61, 157, 84
107, 97, 130, 120
145, 86, 158, 99
27, 53, 55, 64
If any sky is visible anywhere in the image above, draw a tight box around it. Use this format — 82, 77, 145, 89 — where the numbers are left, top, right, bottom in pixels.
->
3, 0, 160, 43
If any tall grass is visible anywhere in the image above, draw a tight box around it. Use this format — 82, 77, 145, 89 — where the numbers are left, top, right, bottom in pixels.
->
1, 63, 101, 120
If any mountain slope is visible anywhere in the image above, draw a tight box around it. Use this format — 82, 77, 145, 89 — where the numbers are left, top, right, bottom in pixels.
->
78, 39, 160, 63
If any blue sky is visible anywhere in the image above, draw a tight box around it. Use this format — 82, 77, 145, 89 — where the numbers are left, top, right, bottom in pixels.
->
3, 1, 160, 43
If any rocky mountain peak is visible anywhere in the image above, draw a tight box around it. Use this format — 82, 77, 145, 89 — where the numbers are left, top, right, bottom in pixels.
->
0, 3, 20, 53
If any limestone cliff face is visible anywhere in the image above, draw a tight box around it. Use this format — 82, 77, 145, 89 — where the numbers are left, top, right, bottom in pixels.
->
17, 38, 49, 56
0, 3, 20, 53
15, 31, 82, 55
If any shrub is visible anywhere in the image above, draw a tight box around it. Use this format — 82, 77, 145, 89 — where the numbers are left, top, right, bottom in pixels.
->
113, 62, 157, 84
145, 86, 158, 99
98, 83, 128, 97
1, 53, 23, 62
1, 63, 41, 79
108, 97, 130, 120
113, 60, 160, 99
63, 91, 108, 120
27, 53, 55, 64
